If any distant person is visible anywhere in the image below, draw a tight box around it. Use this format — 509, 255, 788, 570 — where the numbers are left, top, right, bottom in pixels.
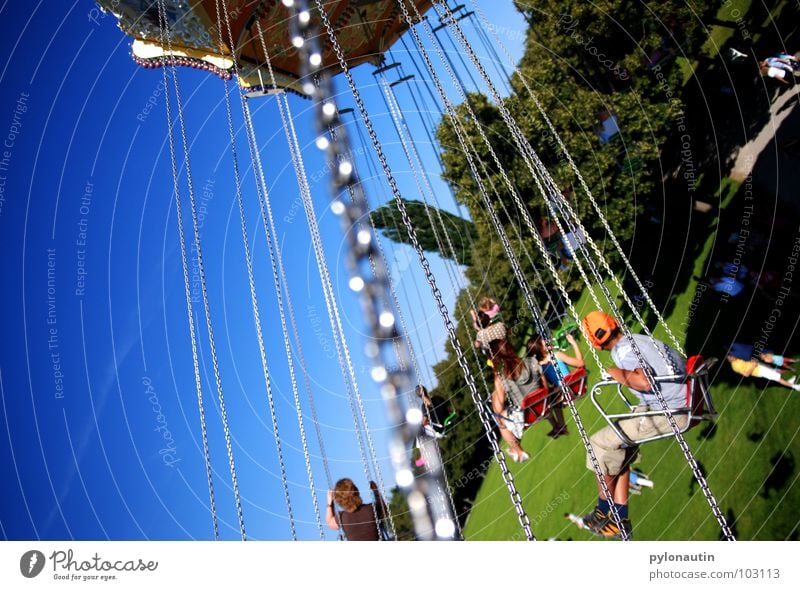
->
579, 311, 688, 539
596, 110, 620, 143
760, 55, 797, 84
415, 385, 452, 438
527, 332, 585, 438
326, 478, 388, 541
728, 342, 796, 369
726, 355, 800, 391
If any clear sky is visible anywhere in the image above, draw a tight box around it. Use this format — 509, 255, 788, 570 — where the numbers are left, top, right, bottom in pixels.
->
0, 0, 526, 540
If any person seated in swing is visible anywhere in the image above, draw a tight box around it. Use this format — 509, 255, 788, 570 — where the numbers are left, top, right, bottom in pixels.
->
527, 331, 585, 438
579, 311, 688, 539
415, 384, 452, 438
326, 478, 388, 541
470, 297, 506, 351
489, 339, 548, 463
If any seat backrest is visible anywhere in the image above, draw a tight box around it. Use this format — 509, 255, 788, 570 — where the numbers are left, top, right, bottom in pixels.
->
685, 355, 707, 427
521, 387, 550, 425
562, 367, 588, 400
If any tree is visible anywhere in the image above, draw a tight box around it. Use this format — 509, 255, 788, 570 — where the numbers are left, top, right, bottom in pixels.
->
372, 199, 478, 266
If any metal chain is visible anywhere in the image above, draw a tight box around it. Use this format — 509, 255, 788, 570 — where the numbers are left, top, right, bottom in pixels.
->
252, 18, 338, 537
315, 0, 533, 540
158, 0, 247, 540
294, 0, 456, 540
215, 0, 296, 539
241, 97, 324, 537
155, 0, 219, 540
401, 0, 619, 537
433, 0, 733, 540
377, 75, 462, 293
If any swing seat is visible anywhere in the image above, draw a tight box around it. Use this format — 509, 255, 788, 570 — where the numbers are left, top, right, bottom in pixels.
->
589, 355, 717, 447
520, 386, 557, 426
560, 367, 588, 402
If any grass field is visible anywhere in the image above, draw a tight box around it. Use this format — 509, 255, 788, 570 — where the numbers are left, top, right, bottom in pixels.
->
462, 181, 800, 541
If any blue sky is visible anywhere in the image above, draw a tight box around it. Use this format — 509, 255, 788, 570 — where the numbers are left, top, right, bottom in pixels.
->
0, 1, 525, 540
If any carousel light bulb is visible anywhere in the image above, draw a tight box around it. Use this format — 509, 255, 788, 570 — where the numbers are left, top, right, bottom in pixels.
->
322, 102, 336, 117
379, 311, 395, 328
291, 35, 304, 48
370, 366, 387, 382
356, 229, 371, 245
364, 341, 379, 358
435, 518, 456, 539
315, 135, 329, 150
338, 160, 353, 176
302, 82, 315, 95
406, 407, 423, 425
299, 10, 311, 24
309, 52, 322, 66
396, 469, 414, 488
348, 276, 365, 292
330, 200, 346, 215
281, 0, 294, 7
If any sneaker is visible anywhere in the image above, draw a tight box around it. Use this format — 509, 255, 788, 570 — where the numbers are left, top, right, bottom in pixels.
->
596, 516, 633, 539
792, 384, 800, 392
581, 508, 609, 532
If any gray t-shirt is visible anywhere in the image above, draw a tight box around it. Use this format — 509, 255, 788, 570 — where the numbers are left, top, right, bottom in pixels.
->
611, 333, 687, 409
500, 357, 543, 409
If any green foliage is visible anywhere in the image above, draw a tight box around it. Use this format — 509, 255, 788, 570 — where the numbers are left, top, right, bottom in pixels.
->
371, 199, 478, 265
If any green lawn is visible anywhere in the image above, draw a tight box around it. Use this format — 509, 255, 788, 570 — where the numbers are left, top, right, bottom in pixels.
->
463, 180, 800, 541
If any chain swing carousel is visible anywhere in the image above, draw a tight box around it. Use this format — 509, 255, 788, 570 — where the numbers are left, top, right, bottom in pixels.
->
96, 0, 732, 542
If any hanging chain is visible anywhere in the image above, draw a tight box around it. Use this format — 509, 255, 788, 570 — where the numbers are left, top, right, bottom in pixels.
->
433, 0, 733, 540
155, 0, 219, 541
215, 0, 298, 539
241, 97, 325, 537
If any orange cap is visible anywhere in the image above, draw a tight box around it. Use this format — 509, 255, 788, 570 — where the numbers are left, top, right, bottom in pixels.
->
582, 311, 619, 349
